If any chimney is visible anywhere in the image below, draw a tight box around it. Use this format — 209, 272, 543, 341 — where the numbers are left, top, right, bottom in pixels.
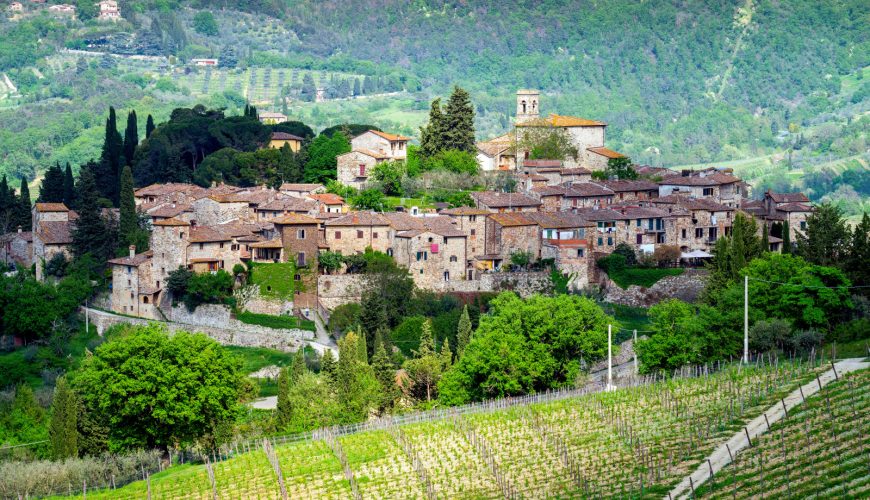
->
129, 245, 136, 258
17, 226, 22, 234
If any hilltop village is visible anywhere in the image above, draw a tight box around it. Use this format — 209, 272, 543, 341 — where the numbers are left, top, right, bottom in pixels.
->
1, 90, 814, 322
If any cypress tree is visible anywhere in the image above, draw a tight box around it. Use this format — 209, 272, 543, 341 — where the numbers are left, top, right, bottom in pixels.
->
0, 175, 12, 232
439, 339, 452, 368
371, 341, 396, 413
98, 107, 124, 204
123, 110, 138, 166
275, 367, 292, 427
782, 221, 791, 254
145, 114, 156, 138
49, 376, 78, 459
456, 304, 472, 357
321, 349, 337, 386
63, 163, 76, 208
847, 213, 870, 290
419, 98, 444, 159
71, 167, 115, 261
118, 165, 137, 247
417, 320, 435, 357
291, 349, 306, 382
16, 177, 31, 231
441, 86, 476, 153
39, 163, 65, 203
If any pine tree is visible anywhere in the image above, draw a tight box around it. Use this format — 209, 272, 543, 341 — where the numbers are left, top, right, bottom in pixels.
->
71, 167, 116, 261
403, 320, 441, 402
49, 376, 78, 459
63, 163, 76, 208
118, 165, 137, 248
275, 366, 292, 427
761, 223, 770, 252
123, 110, 138, 166
441, 86, 476, 153
417, 319, 435, 357
439, 339, 452, 368
782, 220, 791, 254
291, 349, 306, 382
145, 114, 156, 138
39, 163, 65, 203
419, 98, 444, 159
456, 304, 472, 357
16, 177, 31, 231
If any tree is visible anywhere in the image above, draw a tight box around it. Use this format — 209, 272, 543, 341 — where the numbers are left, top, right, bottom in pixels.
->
72, 324, 246, 451
318, 251, 343, 275
300, 73, 317, 102
351, 189, 388, 212
123, 110, 138, 166
74, 0, 98, 20
276, 366, 292, 428
371, 160, 405, 196
423, 149, 479, 175
70, 167, 116, 262
292, 349, 307, 381
456, 305, 472, 357
371, 341, 397, 413
441, 86, 476, 153
846, 213, 870, 292
782, 220, 791, 254
305, 132, 350, 183
515, 126, 578, 162
419, 98, 445, 159
612, 242, 637, 267
761, 223, 770, 252
63, 163, 76, 208
118, 165, 140, 249
192, 11, 219, 36
796, 203, 851, 268
97, 107, 124, 204
15, 177, 31, 230
321, 349, 338, 386
403, 320, 443, 402
145, 114, 156, 138
704, 212, 761, 302
602, 157, 637, 180
38, 163, 65, 203
335, 331, 379, 422
49, 376, 78, 459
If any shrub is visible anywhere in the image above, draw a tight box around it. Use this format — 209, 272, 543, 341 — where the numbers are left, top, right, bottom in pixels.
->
749, 318, 792, 352
328, 303, 361, 336
830, 318, 870, 343
791, 329, 825, 353
612, 243, 637, 267
236, 311, 315, 331
653, 245, 682, 266
597, 253, 627, 273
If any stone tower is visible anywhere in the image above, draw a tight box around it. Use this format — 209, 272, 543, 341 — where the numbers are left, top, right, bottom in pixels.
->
516, 89, 540, 123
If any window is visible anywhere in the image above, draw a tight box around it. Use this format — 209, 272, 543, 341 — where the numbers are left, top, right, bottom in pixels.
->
607, 237, 613, 246
709, 227, 718, 239
419, 269, 424, 274
578, 228, 585, 238
297, 252, 306, 266
703, 188, 714, 196
648, 219, 654, 230
335, 231, 341, 239
127, 279, 131, 286
681, 229, 687, 238
143, 296, 149, 304
470, 229, 476, 236
179, 232, 184, 239
387, 248, 393, 257
294, 274, 301, 281
449, 255, 458, 262
443, 271, 450, 281
156, 281, 160, 289
231, 244, 239, 251
598, 237, 603, 246
577, 249, 585, 257
636, 234, 642, 244
357, 230, 364, 239
695, 228, 704, 238
359, 164, 366, 176
127, 266, 132, 274
219, 242, 224, 249
373, 232, 378, 239
199, 243, 204, 250
130, 292, 134, 299
297, 229, 306, 239
636, 219, 641, 227
469, 215, 477, 222
800, 221, 806, 230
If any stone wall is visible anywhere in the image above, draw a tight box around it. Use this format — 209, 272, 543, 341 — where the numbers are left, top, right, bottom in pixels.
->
318, 274, 364, 310
244, 296, 294, 315
603, 269, 708, 307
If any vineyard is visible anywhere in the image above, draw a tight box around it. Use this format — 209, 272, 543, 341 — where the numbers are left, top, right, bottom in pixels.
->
29, 358, 870, 499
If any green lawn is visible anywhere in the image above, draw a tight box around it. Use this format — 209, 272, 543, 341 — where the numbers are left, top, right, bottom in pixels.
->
222, 346, 294, 374
236, 310, 316, 331
608, 268, 684, 289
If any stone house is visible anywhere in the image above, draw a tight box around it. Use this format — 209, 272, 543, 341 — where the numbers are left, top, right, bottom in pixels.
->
521, 160, 563, 184
560, 168, 592, 184
536, 213, 594, 289
108, 247, 160, 319
258, 112, 288, 125
254, 196, 318, 221
471, 191, 542, 213
439, 207, 489, 264
191, 189, 280, 225
267, 132, 303, 152
309, 193, 346, 214
657, 171, 745, 207
650, 196, 735, 252
351, 130, 410, 160
279, 183, 325, 197
516, 174, 549, 192
585, 147, 627, 172
530, 186, 566, 211
135, 183, 208, 207
393, 226, 467, 286
484, 213, 541, 268
146, 203, 193, 225
580, 206, 669, 254
476, 134, 515, 171
96, 0, 120, 20
597, 180, 659, 203
150, 218, 190, 285
32, 203, 75, 281
561, 183, 614, 209
515, 113, 609, 169
187, 226, 238, 273
0, 228, 32, 268
336, 150, 388, 190
323, 212, 392, 255
272, 213, 320, 310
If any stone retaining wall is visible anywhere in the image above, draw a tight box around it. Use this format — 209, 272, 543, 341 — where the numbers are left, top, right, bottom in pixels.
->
603, 269, 708, 307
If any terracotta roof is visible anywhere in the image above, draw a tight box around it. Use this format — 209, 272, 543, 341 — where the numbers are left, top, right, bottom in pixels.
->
586, 147, 625, 159
134, 183, 201, 197
308, 193, 345, 205
768, 191, 810, 204
209, 189, 275, 205
532, 186, 567, 197
382, 212, 426, 231
635, 165, 679, 178
524, 159, 563, 168
147, 203, 191, 218
518, 174, 548, 182
596, 180, 659, 192
525, 212, 593, 228
279, 183, 324, 193
489, 213, 537, 227
659, 172, 741, 186
776, 202, 813, 213
108, 252, 152, 267
676, 198, 735, 212
250, 238, 284, 249
347, 149, 389, 160
189, 226, 231, 243
563, 183, 615, 198
516, 113, 606, 128
560, 167, 592, 175
36, 221, 72, 245
152, 217, 190, 227
189, 257, 220, 263
471, 191, 542, 208
423, 215, 467, 237
439, 207, 491, 216
323, 212, 390, 227
0, 231, 33, 243
366, 130, 410, 142
257, 197, 317, 212
476, 139, 512, 157
270, 132, 303, 141
34, 202, 69, 212
271, 213, 319, 225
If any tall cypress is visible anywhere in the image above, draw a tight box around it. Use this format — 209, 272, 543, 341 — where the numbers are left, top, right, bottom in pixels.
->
38, 163, 65, 203
441, 86, 476, 153
63, 163, 76, 208
419, 98, 444, 159
16, 177, 31, 231
0, 175, 12, 232
456, 304, 472, 357
71, 167, 114, 261
275, 367, 292, 428
118, 165, 137, 247
123, 110, 138, 166
145, 114, 156, 138
782, 221, 791, 254
761, 223, 770, 252
49, 376, 78, 459
98, 107, 123, 205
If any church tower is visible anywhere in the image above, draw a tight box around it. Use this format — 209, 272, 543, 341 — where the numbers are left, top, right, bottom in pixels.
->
516, 89, 540, 123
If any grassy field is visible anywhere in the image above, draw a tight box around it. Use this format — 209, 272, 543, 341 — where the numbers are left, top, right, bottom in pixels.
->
51, 359, 849, 499
236, 310, 316, 332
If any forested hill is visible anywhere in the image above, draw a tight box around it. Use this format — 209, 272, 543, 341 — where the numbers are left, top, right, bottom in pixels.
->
0, 0, 867, 180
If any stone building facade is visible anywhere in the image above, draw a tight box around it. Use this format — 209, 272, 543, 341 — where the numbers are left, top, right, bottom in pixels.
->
393, 229, 467, 287
324, 212, 392, 255
336, 150, 386, 190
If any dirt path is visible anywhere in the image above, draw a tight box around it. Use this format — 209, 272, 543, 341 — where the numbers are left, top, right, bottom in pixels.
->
667, 358, 870, 499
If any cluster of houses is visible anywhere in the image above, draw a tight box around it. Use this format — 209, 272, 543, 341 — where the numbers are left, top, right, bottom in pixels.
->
0, 89, 815, 322
6, 0, 120, 20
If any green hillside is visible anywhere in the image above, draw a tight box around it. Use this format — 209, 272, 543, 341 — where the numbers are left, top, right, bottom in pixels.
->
34, 360, 855, 499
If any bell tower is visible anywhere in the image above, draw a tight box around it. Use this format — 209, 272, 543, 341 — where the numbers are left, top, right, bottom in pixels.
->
516, 89, 540, 123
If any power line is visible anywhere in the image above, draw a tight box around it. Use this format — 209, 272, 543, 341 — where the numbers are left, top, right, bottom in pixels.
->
746, 276, 870, 289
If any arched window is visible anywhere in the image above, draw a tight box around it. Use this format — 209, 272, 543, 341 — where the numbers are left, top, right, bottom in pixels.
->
521, 100, 527, 113
143, 296, 149, 304
449, 255, 458, 263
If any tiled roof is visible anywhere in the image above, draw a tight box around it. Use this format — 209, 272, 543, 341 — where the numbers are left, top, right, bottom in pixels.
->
271, 213, 319, 225
279, 183, 324, 193
768, 191, 810, 204
209, 188, 275, 205
523, 159, 563, 168
350, 148, 390, 160
270, 131, 303, 141
561, 167, 592, 175
516, 113, 606, 128
108, 251, 152, 267
524, 212, 594, 229
563, 183, 615, 198
597, 180, 659, 192
471, 191, 542, 208
439, 207, 492, 216
36, 221, 72, 245
489, 213, 537, 227
189, 226, 231, 243
776, 202, 813, 213
531, 186, 567, 197
382, 212, 426, 231
476, 141, 511, 157
250, 238, 283, 249
635, 165, 679, 178
658, 172, 741, 186
308, 193, 345, 205
0, 230, 33, 243
134, 183, 207, 198
367, 130, 411, 142
257, 197, 317, 212
586, 147, 625, 159
152, 217, 190, 226
147, 203, 191, 218
323, 212, 390, 227
34, 202, 69, 212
